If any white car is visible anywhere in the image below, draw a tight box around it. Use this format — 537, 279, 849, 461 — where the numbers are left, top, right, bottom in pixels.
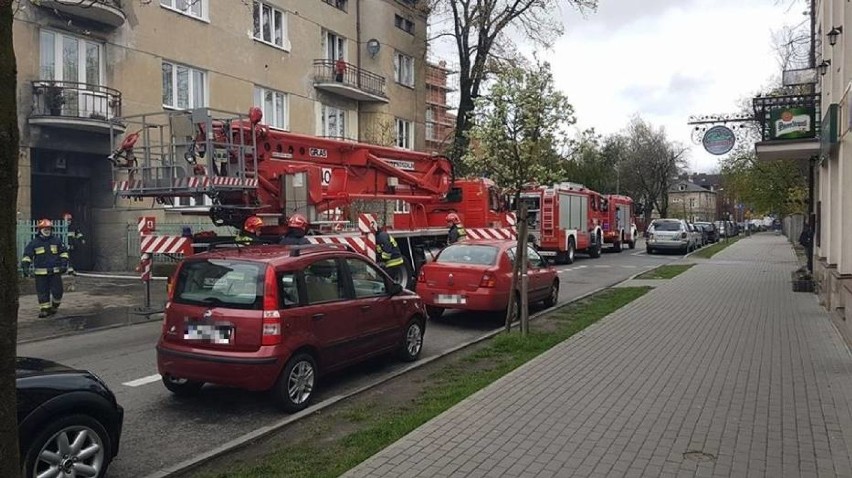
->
647, 219, 694, 254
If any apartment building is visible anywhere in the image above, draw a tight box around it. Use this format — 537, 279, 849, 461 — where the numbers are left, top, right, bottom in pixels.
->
667, 180, 717, 223
425, 60, 456, 155
12, 0, 428, 270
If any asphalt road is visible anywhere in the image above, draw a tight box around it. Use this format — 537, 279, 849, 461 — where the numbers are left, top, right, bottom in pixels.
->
18, 241, 682, 477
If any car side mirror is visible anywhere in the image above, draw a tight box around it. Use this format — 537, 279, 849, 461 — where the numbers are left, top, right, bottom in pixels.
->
389, 282, 404, 296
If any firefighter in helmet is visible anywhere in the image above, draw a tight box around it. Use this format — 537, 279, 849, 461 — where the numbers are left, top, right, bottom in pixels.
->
446, 213, 467, 244
62, 212, 84, 274
280, 214, 311, 246
372, 221, 405, 282
236, 216, 264, 244
21, 219, 69, 318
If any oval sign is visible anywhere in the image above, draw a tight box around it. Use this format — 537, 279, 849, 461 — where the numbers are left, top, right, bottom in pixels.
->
702, 125, 736, 155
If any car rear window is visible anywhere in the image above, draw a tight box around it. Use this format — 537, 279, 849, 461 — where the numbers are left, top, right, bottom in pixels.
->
651, 221, 682, 231
437, 244, 499, 265
174, 259, 264, 310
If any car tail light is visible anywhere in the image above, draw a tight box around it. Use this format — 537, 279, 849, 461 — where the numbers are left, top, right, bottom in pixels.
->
418, 268, 426, 283
262, 266, 282, 346
480, 272, 496, 288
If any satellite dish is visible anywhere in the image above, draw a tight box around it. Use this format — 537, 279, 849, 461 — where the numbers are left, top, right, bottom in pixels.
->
367, 39, 380, 58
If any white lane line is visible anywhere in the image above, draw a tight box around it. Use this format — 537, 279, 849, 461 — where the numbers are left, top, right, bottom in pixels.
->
631, 251, 646, 256
122, 374, 161, 387
622, 265, 638, 269
593, 265, 612, 268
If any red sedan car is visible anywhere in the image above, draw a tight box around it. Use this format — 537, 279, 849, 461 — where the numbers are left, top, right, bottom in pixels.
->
417, 240, 559, 319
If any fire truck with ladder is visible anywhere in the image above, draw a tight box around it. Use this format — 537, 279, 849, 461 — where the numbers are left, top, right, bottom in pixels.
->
109, 107, 516, 289
602, 194, 639, 252
516, 183, 609, 264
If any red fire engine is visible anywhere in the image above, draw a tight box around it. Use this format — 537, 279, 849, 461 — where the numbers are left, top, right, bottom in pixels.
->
602, 194, 638, 252
109, 108, 515, 287
517, 183, 607, 264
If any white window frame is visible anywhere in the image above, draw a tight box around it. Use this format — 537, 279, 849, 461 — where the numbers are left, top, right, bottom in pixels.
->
425, 108, 435, 141
254, 86, 289, 130
319, 104, 348, 139
253, 1, 291, 51
39, 30, 104, 85
160, 0, 208, 21
162, 61, 207, 110
393, 52, 414, 87
395, 118, 413, 149
394, 199, 410, 214
323, 30, 348, 61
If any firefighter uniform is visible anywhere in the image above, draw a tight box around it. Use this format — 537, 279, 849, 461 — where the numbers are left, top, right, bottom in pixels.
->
235, 231, 260, 244
280, 229, 310, 246
447, 224, 468, 244
376, 229, 405, 281
22, 232, 69, 317
66, 227, 84, 273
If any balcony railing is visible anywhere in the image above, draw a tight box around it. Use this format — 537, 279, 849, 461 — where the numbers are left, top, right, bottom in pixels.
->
313, 60, 387, 100
38, 0, 126, 28
752, 93, 821, 142
31, 80, 122, 122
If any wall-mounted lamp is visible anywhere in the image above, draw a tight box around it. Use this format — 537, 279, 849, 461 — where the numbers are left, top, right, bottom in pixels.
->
818, 59, 831, 76
366, 39, 381, 58
828, 26, 843, 47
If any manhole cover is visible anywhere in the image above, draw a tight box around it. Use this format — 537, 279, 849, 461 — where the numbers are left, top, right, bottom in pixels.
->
683, 451, 716, 462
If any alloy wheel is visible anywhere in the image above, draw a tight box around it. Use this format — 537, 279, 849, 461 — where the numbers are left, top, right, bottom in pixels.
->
33, 425, 105, 478
287, 360, 315, 405
406, 322, 423, 356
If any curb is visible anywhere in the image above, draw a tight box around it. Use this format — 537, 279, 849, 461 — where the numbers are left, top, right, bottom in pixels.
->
146, 265, 666, 478
76, 272, 168, 281
17, 312, 163, 345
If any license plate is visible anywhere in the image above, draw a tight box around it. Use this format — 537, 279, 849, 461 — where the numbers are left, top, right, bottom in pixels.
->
436, 294, 466, 305
184, 324, 233, 344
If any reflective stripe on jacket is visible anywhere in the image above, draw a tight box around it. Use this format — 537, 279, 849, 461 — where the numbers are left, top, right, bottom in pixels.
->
22, 235, 68, 274
376, 231, 404, 268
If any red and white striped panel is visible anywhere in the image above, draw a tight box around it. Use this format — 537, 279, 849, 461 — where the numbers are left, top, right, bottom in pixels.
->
505, 213, 517, 226
173, 177, 211, 189
112, 180, 142, 192
466, 228, 517, 240
141, 236, 191, 254
210, 177, 259, 187
307, 235, 377, 261
357, 213, 376, 234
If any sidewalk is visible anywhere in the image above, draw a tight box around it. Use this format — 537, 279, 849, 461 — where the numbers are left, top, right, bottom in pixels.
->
344, 235, 852, 478
17, 275, 166, 342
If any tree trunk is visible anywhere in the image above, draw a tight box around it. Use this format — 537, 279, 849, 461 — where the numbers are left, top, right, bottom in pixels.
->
0, 1, 20, 474
518, 214, 530, 336
449, 77, 475, 170
505, 197, 524, 332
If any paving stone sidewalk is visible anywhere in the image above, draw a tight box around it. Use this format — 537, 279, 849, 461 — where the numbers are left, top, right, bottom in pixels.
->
344, 235, 852, 478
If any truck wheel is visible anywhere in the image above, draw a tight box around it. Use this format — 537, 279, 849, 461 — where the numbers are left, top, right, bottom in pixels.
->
613, 238, 622, 253
628, 233, 636, 250
396, 257, 415, 291
556, 238, 576, 264
589, 233, 602, 258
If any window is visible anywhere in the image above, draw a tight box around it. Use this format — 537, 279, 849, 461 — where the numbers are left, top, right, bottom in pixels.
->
40, 30, 102, 85
395, 118, 412, 149
394, 14, 414, 34
162, 61, 206, 109
319, 104, 347, 139
346, 258, 388, 298
425, 108, 435, 140
321, 0, 347, 10
160, 0, 206, 20
323, 30, 347, 61
437, 245, 499, 266
254, 87, 288, 130
279, 272, 300, 308
527, 247, 546, 268
303, 259, 345, 304
174, 260, 264, 310
393, 51, 414, 87
394, 200, 410, 214
253, 1, 290, 50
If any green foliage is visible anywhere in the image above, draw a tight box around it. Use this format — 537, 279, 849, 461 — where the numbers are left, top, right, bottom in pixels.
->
721, 150, 807, 216
462, 61, 575, 192
636, 264, 695, 280
693, 237, 741, 259
563, 129, 622, 193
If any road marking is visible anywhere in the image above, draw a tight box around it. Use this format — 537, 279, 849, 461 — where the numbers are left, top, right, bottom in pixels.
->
593, 265, 612, 268
123, 374, 161, 387
622, 265, 637, 268
631, 251, 646, 256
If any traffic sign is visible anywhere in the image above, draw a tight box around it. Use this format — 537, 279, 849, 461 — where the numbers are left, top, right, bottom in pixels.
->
138, 216, 156, 235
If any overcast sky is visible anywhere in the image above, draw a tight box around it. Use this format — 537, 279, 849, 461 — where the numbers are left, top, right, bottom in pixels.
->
432, 0, 805, 173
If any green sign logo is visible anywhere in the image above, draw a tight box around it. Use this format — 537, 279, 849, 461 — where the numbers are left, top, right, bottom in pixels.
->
770, 107, 814, 139
702, 125, 736, 155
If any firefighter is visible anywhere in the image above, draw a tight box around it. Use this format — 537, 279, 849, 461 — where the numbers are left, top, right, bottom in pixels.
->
446, 213, 467, 244
280, 214, 311, 246
372, 221, 405, 282
235, 216, 264, 244
21, 219, 69, 318
62, 212, 84, 274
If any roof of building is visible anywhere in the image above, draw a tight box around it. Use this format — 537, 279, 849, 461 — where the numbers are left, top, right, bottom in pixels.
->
669, 180, 716, 193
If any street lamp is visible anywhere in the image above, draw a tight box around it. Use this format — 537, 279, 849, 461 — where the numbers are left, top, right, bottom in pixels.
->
828, 26, 843, 47
818, 59, 831, 76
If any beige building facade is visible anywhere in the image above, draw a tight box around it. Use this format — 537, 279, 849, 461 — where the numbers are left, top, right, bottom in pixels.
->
13, 0, 428, 270
667, 180, 717, 223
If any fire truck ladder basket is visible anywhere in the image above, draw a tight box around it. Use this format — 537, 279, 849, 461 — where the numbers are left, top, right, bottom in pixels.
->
110, 108, 259, 198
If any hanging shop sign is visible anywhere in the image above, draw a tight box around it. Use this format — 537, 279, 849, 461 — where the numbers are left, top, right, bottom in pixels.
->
769, 107, 815, 140
702, 125, 736, 155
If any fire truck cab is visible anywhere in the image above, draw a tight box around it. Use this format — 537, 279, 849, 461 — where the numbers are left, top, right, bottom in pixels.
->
602, 194, 638, 252
518, 183, 606, 264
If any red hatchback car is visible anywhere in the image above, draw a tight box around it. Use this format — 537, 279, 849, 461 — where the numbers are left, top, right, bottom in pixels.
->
157, 244, 427, 412
417, 240, 559, 319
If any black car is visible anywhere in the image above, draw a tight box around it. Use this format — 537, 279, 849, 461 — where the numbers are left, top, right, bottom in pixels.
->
694, 222, 719, 243
17, 357, 123, 478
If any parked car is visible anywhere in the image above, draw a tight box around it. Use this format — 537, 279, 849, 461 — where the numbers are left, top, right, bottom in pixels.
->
417, 240, 559, 320
688, 223, 705, 248
17, 357, 124, 478
694, 222, 719, 243
157, 244, 427, 412
646, 219, 694, 254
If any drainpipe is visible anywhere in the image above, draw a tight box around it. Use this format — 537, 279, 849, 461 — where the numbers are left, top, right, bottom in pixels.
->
806, 0, 816, 273
356, 0, 362, 88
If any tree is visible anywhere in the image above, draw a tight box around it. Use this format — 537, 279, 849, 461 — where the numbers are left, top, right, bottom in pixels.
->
721, 151, 807, 217
0, 0, 19, 475
564, 129, 622, 194
463, 61, 574, 334
429, 0, 597, 169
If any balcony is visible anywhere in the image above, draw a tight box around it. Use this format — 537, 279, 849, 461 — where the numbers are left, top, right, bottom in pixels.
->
313, 60, 388, 103
29, 81, 125, 134
752, 93, 821, 162
38, 0, 126, 28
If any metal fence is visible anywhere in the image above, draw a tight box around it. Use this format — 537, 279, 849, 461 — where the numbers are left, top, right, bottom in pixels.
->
17, 220, 70, 269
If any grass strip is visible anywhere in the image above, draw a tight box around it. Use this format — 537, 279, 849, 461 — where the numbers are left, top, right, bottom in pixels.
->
636, 264, 695, 280
692, 237, 741, 259
203, 286, 652, 478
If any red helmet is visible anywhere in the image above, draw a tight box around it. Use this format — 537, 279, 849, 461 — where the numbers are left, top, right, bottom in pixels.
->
62, 212, 72, 221
243, 216, 263, 234
446, 213, 461, 225
288, 214, 308, 230
36, 219, 53, 229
